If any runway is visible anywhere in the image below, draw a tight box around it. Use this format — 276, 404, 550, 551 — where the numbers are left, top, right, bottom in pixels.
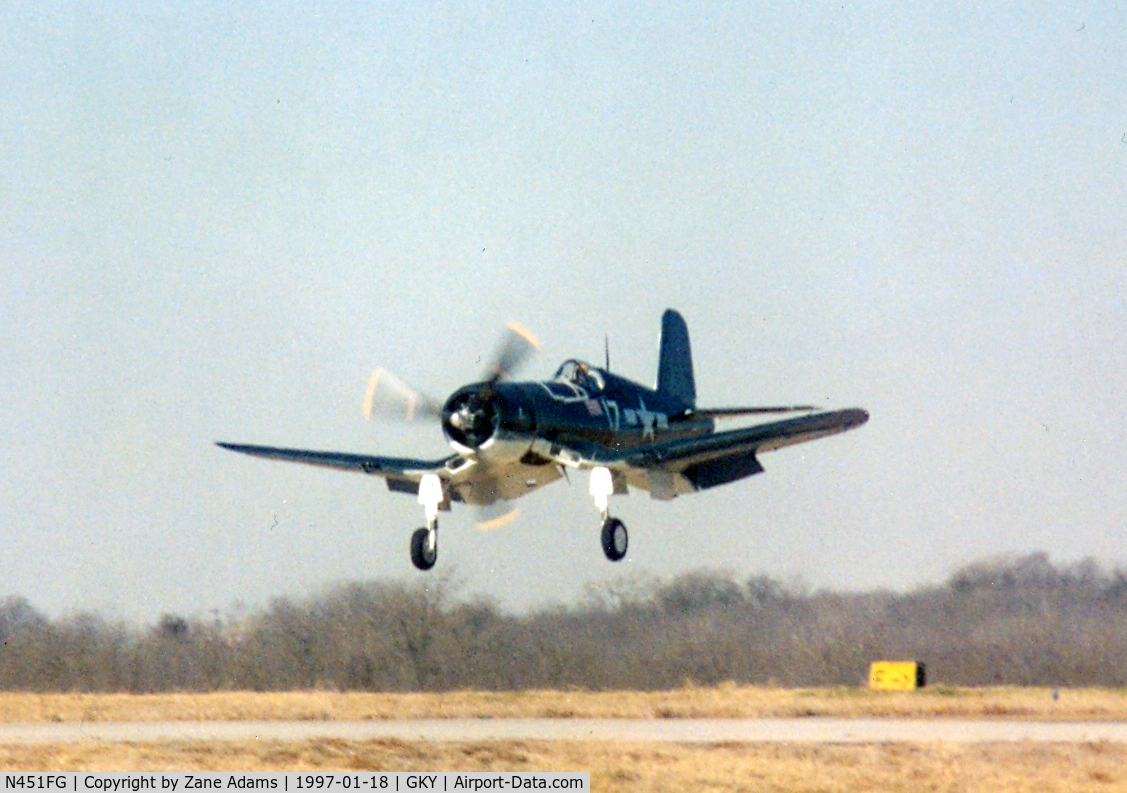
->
1, 718, 1127, 744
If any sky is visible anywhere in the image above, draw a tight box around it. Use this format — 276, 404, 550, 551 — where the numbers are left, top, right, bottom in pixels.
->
2, 1, 1126, 622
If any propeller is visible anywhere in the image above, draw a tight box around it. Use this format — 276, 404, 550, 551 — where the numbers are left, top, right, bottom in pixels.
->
363, 321, 540, 424
475, 501, 520, 531
485, 321, 541, 386
362, 367, 444, 422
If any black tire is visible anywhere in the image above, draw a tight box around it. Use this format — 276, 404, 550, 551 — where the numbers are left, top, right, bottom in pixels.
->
410, 527, 437, 570
601, 517, 628, 562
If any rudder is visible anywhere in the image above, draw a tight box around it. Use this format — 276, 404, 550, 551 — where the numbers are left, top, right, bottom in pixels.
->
656, 309, 696, 406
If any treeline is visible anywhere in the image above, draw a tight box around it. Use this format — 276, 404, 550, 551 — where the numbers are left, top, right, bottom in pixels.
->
2, 552, 1127, 692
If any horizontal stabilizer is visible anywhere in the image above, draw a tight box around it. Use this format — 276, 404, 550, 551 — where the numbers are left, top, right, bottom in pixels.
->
696, 406, 817, 418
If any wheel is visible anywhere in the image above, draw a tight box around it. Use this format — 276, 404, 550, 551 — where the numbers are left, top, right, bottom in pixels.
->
410, 526, 437, 570
601, 517, 628, 562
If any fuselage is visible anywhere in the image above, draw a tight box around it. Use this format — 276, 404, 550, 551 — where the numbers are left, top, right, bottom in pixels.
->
217, 308, 868, 571
440, 359, 715, 461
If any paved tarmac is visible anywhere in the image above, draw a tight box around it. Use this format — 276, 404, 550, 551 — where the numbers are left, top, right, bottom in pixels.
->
1, 718, 1127, 744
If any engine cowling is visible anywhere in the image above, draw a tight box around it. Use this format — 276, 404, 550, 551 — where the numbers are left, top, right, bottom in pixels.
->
441, 384, 536, 450
442, 386, 499, 449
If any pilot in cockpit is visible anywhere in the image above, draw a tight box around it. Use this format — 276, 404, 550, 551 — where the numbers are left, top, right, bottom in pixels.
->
574, 361, 604, 393
556, 359, 602, 392
573, 362, 592, 390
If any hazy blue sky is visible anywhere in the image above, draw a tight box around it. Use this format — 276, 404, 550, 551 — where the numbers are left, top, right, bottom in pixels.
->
3, 1, 1126, 620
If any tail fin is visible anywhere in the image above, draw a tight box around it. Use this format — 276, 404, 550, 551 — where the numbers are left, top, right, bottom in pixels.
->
656, 309, 696, 406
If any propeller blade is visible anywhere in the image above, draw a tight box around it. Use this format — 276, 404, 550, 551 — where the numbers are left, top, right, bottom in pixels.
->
476, 502, 520, 531
485, 321, 540, 384
697, 406, 819, 417
363, 367, 444, 422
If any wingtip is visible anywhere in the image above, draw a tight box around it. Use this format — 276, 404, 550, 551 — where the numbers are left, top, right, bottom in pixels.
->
217, 441, 262, 455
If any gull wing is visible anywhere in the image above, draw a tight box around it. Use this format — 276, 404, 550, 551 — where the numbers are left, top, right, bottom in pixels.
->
216, 442, 457, 495
215, 442, 564, 505
587, 408, 869, 497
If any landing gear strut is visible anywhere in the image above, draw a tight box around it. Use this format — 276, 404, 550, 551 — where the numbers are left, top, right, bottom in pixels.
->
590, 467, 628, 562
410, 474, 444, 571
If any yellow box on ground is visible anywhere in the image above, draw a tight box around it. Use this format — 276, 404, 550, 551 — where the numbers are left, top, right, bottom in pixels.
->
869, 660, 925, 690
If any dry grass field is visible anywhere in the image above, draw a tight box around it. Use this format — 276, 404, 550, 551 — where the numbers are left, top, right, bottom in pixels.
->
0, 684, 1124, 722
0, 739, 1125, 791
3, 687, 1127, 788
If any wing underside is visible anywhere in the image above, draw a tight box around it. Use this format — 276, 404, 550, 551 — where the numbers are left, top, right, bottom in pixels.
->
215, 441, 562, 507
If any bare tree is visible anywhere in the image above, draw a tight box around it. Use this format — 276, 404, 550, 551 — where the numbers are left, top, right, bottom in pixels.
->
2, 552, 1126, 691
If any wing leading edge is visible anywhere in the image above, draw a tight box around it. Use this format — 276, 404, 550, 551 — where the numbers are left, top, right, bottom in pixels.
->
588, 408, 869, 496
215, 442, 455, 485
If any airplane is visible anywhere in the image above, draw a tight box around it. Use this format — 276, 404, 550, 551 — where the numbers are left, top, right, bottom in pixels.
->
218, 309, 868, 571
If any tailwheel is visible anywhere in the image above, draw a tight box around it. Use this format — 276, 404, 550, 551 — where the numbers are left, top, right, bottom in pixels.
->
600, 517, 628, 562
410, 525, 437, 570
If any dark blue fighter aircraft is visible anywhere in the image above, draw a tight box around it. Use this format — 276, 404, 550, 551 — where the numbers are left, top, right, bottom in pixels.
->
219, 310, 868, 570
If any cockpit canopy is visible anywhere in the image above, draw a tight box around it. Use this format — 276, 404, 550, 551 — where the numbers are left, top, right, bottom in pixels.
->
553, 359, 605, 392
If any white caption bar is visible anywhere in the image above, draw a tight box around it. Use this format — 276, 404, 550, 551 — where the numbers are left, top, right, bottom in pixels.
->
1, 774, 589, 793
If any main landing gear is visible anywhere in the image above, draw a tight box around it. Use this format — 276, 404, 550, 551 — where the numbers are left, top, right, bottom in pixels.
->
590, 467, 627, 562
600, 517, 628, 561
410, 474, 443, 571
410, 524, 437, 570
408, 470, 629, 569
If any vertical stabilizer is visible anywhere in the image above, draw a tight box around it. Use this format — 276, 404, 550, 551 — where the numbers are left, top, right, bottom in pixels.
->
656, 309, 696, 406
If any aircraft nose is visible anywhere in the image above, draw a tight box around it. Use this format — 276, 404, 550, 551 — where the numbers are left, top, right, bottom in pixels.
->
495, 391, 536, 433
